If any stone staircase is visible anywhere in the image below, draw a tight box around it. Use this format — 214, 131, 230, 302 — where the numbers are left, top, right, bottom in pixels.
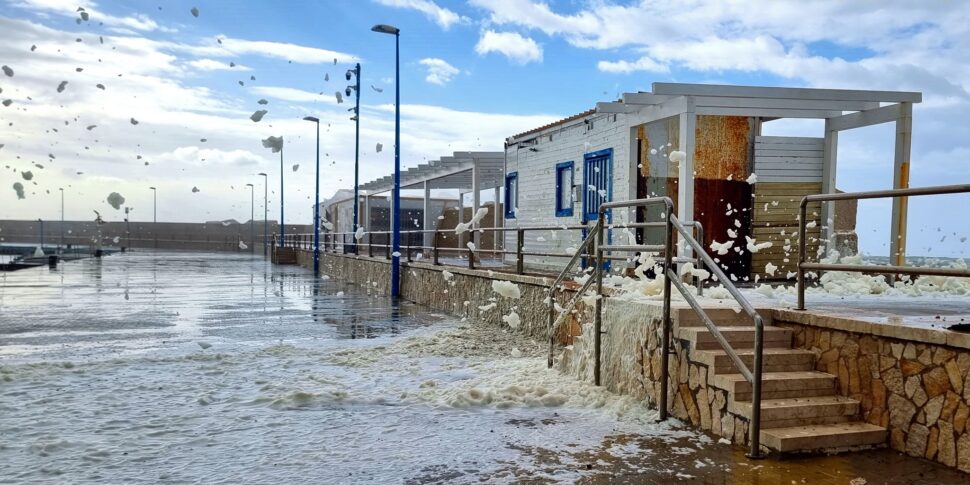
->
676, 307, 887, 453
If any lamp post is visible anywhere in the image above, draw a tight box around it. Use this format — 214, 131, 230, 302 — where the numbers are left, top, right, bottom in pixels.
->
346, 63, 362, 254
303, 116, 321, 275
280, 141, 285, 247
149, 186, 157, 249
58, 187, 64, 251
246, 183, 255, 254
372, 23, 401, 299
38, 218, 43, 250
258, 172, 268, 257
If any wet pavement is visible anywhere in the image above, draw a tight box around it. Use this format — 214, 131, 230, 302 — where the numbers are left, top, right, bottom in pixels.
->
1, 251, 967, 484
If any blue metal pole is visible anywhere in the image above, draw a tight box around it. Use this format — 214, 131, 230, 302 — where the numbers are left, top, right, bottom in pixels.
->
313, 120, 320, 275
353, 63, 361, 255
280, 144, 285, 247
391, 32, 401, 298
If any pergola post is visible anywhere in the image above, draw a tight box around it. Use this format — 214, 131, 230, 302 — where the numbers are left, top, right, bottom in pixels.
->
890, 102, 913, 266
676, 97, 696, 262
493, 186, 501, 251
821, 119, 839, 254
423, 180, 432, 251
471, 164, 481, 254
457, 191, 465, 250
363, 194, 370, 232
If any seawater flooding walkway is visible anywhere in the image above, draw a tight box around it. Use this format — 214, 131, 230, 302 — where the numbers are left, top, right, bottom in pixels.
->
0, 251, 965, 483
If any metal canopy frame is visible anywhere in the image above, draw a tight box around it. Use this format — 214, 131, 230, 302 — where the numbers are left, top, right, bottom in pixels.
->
328, 151, 505, 248
595, 82, 922, 265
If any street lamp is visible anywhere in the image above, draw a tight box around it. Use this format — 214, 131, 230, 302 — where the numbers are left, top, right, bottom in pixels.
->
258, 172, 268, 257
371, 23, 402, 299
346, 63, 362, 254
58, 187, 64, 251
303, 116, 321, 275
246, 183, 255, 254
149, 186, 157, 249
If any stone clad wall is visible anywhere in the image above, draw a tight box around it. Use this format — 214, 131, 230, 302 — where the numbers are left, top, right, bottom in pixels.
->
777, 319, 970, 472
311, 252, 589, 342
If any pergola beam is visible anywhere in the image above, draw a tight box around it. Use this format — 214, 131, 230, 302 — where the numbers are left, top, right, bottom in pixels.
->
827, 103, 902, 131
653, 82, 922, 103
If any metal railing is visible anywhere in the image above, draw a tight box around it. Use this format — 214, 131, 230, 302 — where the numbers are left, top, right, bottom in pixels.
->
285, 221, 703, 275
546, 197, 765, 459
797, 183, 970, 310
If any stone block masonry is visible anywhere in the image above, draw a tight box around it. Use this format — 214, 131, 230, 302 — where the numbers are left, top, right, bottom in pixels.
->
776, 316, 970, 473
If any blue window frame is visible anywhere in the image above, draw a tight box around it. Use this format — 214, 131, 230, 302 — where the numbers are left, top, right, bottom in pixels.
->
555, 161, 574, 217
504, 172, 518, 219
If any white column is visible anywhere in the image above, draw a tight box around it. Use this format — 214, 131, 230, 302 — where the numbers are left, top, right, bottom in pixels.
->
890, 102, 913, 266
423, 180, 432, 250
821, 119, 839, 255
363, 194, 370, 232
676, 97, 696, 262
471, 165, 481, 252
457, 191, 465, 249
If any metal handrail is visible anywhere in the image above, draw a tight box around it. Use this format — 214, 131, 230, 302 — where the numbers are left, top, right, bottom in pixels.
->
546, 219, 603, 367
797, 183, 970, 310
309, 219, 704, 277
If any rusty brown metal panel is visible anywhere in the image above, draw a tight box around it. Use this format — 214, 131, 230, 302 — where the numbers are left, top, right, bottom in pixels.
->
694, 115, 751, 181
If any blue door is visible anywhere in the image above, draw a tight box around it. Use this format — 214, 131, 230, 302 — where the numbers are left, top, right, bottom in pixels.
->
582, 148, 613, 270
583, 148, 613, 223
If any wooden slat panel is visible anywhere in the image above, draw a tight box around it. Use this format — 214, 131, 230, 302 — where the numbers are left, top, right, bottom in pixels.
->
756, 156, 823, 165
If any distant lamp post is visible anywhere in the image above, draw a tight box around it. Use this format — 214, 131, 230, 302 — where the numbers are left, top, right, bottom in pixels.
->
346, 63, 362, 254
149, 186, 157, 249
258, 172, 268, 257
246, 183, 255, 254
371, 23, 402, 299
303, 116, 321, 275
38, 218, 44, 250
58, 188, 64, 251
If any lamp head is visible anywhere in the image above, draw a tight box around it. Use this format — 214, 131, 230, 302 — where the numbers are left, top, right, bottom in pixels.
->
246, 183, 254, 187
371, 24, 400, 35
258, 172, 267, 177
302, 116, 319, 123
149, 186, 156, 190
345, 86, 353, 97
350, 115, 358, 121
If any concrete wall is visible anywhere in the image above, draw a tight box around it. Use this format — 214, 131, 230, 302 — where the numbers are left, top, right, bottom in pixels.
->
0, 219, 310, 252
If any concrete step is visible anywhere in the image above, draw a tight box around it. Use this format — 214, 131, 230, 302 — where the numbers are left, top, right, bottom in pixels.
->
760, 422, 887, 453
729, 396, 860, 429
673, 307, 773, 328
677, 326, 792, 351
692, 348, 816, 375
713, 371, 836, 401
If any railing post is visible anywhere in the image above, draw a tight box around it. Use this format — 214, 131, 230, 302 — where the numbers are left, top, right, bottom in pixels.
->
367, 233, 373, 258
385, 233, 390, 259
748, 315, 765, 459
659, 203, 674, 421
547, 287, 556, 368
406, 232, 413, 262
432, 231, 440, 265
467, 239, 475, 270
516, 229, 524, 275
594, 212, 606, 387
694, 222, 705, 297
797, 199, 808, 310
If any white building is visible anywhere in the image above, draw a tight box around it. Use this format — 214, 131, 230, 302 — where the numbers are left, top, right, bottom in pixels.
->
503, 82, 920, 279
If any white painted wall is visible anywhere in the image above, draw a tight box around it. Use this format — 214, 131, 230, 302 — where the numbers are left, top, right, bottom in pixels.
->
503, 112, 634, 269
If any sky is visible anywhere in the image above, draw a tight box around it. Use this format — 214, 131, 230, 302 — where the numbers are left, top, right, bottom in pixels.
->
0, 0, 968, 257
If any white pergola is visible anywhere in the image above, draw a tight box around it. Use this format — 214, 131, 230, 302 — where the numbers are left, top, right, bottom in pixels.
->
597, 82, 921, 264
356, 151, 505, 247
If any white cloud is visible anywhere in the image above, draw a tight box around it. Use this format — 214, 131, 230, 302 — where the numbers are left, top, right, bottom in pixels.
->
474, 30, 542, 65
187, 59, 251, 71
418, 58, 459, 85
193, 36, 358, 65
373, 0, 465, 29
13, 0, 175, 32
597, 56, 668, 74
249, 86, 332, 103
167, 146, 264, 166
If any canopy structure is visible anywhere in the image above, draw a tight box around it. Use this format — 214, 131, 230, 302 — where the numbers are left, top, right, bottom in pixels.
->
597, 82, 921, 264
328, 151, 505, 247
